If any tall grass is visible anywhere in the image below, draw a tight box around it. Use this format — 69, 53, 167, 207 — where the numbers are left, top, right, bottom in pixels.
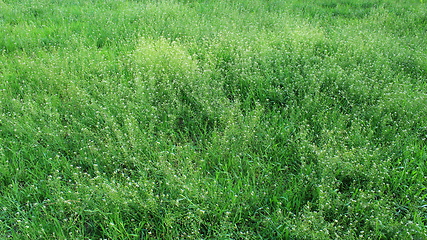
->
1, 0, 427, 238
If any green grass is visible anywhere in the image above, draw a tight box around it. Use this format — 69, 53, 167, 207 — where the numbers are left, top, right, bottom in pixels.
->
1, 0, 427, 238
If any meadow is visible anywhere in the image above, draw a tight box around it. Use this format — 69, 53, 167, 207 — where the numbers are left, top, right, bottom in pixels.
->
1, 0, 427, 239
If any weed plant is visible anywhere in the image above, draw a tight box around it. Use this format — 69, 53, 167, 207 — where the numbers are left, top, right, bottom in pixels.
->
1, 0, 427, 239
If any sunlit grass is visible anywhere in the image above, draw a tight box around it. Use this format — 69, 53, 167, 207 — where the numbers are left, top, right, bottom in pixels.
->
1, 0, 427, 239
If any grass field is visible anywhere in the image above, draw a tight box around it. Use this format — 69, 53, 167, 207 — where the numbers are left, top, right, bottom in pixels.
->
1, 0, 427, 239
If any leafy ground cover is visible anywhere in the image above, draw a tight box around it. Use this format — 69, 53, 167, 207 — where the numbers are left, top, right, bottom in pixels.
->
1, 0, 427, 239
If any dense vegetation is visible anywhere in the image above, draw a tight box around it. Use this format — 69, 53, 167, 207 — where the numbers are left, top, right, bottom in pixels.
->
1, 0, 426, 238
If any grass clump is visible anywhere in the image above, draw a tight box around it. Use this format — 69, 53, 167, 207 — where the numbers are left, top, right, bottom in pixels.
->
132, 36, 229, 143
1, 0, 427, 239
